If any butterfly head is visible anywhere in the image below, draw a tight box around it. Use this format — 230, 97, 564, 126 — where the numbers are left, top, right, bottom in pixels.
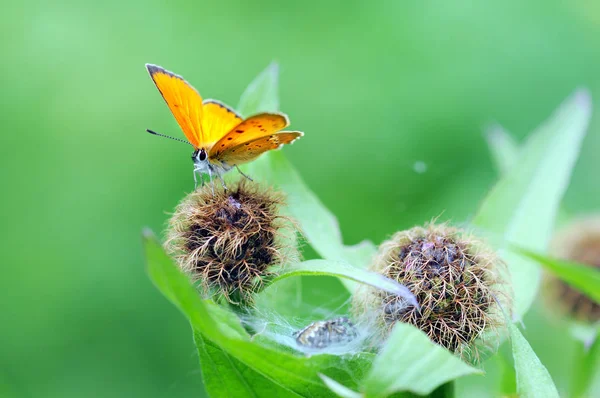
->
192, 148, 207, 162
190, 148, 211, 183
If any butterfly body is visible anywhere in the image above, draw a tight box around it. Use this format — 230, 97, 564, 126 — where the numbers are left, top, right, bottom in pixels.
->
145, 64, 303, 188
191, 147, 232, 186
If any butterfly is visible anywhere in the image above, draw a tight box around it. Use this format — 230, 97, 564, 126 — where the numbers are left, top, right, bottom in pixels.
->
145, 64, 303, 189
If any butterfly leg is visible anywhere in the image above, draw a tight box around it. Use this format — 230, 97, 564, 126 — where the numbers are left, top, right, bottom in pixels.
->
217, 174, 228, 191
193, 169, 205, 190
207, 167, 215, 195
236, 165, 254, 182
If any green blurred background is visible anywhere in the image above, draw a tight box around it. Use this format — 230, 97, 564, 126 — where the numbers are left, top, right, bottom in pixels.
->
2, 0, 599, 396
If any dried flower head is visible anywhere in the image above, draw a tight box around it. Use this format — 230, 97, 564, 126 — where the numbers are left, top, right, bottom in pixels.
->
545, 216, 600, 323
165, 180, 297, 303
353, 224, 509, 361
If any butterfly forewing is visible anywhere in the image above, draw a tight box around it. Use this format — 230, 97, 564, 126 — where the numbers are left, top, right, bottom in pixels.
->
201, 100, 243, 148
146, 64, 204, 148
214, 131, 303, 165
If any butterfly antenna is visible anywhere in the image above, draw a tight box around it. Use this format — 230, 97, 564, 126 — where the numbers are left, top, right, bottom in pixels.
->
146, 129, 193, 146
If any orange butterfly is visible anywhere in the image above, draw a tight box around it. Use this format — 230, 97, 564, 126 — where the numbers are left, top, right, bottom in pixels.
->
145, 64, 303, 189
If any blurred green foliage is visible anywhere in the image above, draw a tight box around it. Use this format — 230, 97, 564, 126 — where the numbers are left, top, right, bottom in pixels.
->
1, 0, 599, 396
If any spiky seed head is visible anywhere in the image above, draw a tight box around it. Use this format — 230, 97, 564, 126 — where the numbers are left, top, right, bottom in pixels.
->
352, 224, 509, 362
545, 216, 600, 323
165, 180, 297, 304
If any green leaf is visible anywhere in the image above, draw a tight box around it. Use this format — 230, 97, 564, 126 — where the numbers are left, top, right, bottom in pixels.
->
472, 89, 591, 318
143, 229, 248, 341
485, 124, 521, 176
343, 240, 379, 271
571, 337, 600, 398
361, 323, 481, 396
144, 231, 373, 396
497, 348, 517, 396
237, 62, 280, 116
209, 337, 374, 397
515, 248, 600, 304
509, 324, 559, 398
320, 374, 362, 398
247, 151, 377, 271
144, 232, 320, 393
237, 62, 376, 274
429, 381, 456, 398
271, 259, 418, 308
195, 333, 295, 397
485, 125, 572, 226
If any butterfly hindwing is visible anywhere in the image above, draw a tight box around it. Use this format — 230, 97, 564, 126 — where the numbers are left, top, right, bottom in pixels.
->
146, 64, 204, 148
209, 113, 289, 157
214, 131, 303, 165
201, 100, 243, 148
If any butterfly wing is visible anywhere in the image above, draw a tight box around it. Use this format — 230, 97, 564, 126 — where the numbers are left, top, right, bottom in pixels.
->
146, 64, 204, 148
209, 113, 290, 158
213, 131, 303, 166
201, 100, 243, 148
